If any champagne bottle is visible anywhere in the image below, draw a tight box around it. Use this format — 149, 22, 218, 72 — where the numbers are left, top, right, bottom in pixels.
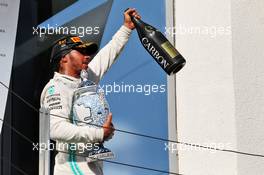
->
130, 14, 186, 75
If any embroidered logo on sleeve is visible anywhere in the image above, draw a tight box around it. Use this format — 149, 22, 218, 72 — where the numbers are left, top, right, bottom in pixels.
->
48, 86, 55, 95
46, 86, 63, 110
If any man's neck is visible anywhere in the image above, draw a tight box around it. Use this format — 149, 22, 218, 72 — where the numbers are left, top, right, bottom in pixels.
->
59, 70, 80, 79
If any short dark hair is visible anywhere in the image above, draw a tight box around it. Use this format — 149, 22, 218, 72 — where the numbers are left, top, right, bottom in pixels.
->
50, 55, 61, 72
50, 49, 72, 72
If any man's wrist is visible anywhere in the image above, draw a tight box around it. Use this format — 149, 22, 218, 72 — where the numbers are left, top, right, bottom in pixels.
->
121, 24, 132, 34
95, 128, 104, 142
123, 23, 134, 30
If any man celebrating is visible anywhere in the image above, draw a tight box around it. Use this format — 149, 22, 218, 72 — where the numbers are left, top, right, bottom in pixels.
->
40, 8, 140, 175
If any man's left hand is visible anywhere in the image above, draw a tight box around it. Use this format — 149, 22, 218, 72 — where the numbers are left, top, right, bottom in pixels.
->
124, 8, 141, 30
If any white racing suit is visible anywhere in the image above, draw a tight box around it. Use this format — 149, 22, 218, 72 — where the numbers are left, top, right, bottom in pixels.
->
40, 26, 131, 175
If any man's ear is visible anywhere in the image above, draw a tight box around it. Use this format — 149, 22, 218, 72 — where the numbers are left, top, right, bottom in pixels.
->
60, 55, 68, 64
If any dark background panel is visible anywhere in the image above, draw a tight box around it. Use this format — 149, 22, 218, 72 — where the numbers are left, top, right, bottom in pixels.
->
0, 0, 112, 174
0, 0, 76, 174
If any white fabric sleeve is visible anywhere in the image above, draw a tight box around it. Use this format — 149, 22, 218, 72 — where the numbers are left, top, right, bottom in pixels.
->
87, 25, 132, 84
40, 83, 104, 143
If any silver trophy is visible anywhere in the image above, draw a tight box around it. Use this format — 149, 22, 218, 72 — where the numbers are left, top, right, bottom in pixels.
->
72, 70, 114, 162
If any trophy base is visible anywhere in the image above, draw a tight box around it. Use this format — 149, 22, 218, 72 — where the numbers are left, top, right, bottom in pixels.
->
86, 146, 114, 163
86, 151, 114, 163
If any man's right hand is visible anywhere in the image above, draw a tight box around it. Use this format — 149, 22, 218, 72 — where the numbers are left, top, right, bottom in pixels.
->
103, 113, 115, 140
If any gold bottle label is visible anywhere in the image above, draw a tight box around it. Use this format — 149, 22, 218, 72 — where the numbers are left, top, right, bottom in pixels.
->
161, 41, 179, 58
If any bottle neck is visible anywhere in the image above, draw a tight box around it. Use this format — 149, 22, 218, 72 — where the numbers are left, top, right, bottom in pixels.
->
130, 15, 145, 28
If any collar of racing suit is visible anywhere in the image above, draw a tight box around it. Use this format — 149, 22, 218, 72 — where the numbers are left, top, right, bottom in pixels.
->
53, 72, 82, 89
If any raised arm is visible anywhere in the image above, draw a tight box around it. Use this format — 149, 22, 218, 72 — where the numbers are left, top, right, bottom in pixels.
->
87, 8, 141, 84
